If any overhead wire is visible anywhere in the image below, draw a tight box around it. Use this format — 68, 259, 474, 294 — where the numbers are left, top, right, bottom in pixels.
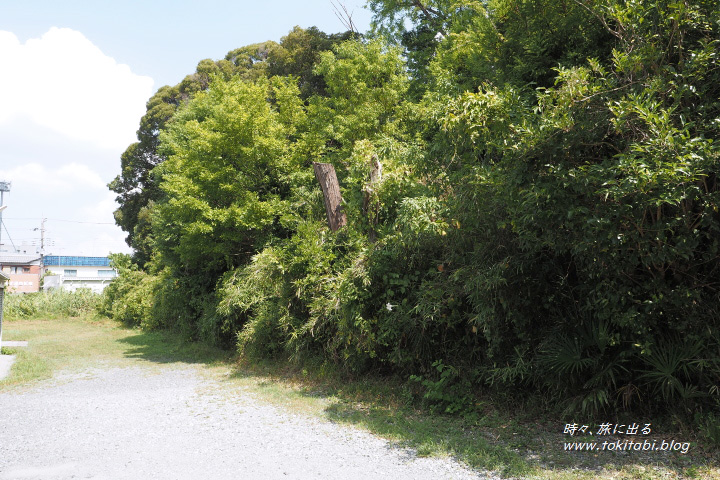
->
4, 217, 115, 225
1, 220, 18, 252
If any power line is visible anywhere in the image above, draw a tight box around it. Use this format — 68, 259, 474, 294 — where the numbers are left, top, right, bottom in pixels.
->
4, 217, 116, 225
49, 218, 116, 225
1, 220, 17, 252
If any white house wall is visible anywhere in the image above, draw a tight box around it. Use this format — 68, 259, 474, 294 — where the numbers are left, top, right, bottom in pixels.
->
43, 264, 117, 293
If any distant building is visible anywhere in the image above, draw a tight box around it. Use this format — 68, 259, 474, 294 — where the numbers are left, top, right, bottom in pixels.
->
1, 270, 10, 307
0, 254, 43, 293
1, 271, 9, 336
43, 256, 117, 293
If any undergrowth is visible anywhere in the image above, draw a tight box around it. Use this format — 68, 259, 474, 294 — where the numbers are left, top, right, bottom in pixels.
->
3, 290, 101, 319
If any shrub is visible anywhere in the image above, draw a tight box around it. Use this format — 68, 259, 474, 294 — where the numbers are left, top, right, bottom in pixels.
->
100, 254, 157, 328
4, 289, 101, 319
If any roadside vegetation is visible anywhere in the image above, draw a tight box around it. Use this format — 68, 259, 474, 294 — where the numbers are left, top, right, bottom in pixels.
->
5, 0, 712, 476
3, 289, 100, 320
103, 0, 720, 439
2, 306, 718, 479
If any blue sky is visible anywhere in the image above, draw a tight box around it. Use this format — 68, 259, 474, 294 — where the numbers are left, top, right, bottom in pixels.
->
0, 0, 372, 257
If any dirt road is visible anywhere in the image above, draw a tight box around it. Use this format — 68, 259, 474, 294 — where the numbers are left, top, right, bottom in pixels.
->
0, 365, 488, 479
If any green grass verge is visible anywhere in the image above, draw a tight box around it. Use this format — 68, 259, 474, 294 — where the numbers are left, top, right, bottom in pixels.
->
1, 316, 717, 479
226, 359, 720, 480
0, 315, 230, 390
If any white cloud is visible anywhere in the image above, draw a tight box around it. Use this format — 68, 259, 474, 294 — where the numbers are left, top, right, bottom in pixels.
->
0, 27, 153, 151
0, 163, 106, 194
74, 230, 132, 257
0, 163, 131, 257
80, 190, 120, 224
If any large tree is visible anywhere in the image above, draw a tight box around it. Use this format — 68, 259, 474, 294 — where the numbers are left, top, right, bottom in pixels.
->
370, 0, 613, 95
153, 77, 302, 279
109, 60, 237, 265
110, 27, 353, 265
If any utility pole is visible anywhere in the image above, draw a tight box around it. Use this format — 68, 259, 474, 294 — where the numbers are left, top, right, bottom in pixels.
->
39, 218, 46, 289
36, 217, 46, 254
33, 217, 47, 254
0, 181, 10, 260
0, 182, 8, 355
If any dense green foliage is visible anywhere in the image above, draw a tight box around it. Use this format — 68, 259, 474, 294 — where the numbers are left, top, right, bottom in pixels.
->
99, 254, 157, 328
104, 2, 720, 422
109, 27, 356, 266
4, 290, 101, 319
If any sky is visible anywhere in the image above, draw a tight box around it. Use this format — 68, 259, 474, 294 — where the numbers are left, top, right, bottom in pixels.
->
0, 0, 372, 257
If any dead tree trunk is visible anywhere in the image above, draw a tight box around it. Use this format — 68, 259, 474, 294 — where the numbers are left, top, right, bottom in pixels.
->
313, 162, 346, 232
362, 154, 382, 242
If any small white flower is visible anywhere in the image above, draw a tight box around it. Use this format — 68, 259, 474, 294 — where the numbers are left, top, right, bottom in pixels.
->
386, 302, 394, 312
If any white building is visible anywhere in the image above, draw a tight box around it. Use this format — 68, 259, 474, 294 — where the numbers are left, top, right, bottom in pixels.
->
43, 256, 117, 293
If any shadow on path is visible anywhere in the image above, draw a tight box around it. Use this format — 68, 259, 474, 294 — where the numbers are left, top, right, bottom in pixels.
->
114, 329, 719, 479
116, 329, 232, 366
226, 360, 717, 479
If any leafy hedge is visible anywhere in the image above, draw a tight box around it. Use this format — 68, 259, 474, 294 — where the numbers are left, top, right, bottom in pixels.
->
102, 3, 720, 422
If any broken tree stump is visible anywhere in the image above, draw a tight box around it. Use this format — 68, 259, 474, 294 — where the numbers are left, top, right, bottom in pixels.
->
313, 162, 347, 232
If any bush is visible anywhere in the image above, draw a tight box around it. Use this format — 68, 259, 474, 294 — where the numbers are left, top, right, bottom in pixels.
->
100, 254, 157, 328
4, 289, 101, 319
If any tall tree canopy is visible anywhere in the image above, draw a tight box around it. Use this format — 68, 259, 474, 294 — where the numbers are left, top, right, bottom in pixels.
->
106, 4, 720, 419
110, 27, 355, 265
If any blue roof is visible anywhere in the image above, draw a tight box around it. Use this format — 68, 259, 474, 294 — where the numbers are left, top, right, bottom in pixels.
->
43, 256, 111, 267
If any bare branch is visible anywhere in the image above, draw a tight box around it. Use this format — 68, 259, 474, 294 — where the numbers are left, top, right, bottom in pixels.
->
331, 0, 358, 34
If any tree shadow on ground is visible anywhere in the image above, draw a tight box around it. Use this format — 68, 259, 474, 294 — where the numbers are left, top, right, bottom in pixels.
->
321, 398, 715, 478
322, 399, 530, 477
227, 362, 718, 479
227, 362, 529, 477
116, 329, 232, 365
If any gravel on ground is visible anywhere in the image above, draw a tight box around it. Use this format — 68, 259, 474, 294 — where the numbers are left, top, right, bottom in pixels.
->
0, 365, 492, 480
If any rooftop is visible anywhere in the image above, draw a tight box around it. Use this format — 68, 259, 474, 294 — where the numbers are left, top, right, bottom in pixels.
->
0, 254, 43, 265
43, 256, 111, 267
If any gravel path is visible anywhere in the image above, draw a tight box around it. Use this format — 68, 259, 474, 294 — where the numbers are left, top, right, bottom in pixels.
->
0, 366, 490, 479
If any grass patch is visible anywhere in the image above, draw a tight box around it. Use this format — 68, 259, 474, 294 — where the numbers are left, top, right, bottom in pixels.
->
226, 357, 720, 480
226, 359, 533, 477
1, 316, 717, 479
117, 328, 231, 365
0, 315, 230, 390
3, 348, 52, 384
